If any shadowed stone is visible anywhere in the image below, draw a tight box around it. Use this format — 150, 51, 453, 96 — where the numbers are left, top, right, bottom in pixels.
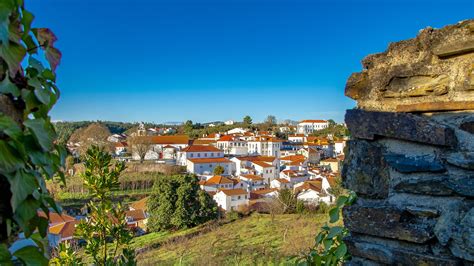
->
345, 234, 461, 266
393, 174, 474, 197
449, 208, 474, 261
343, 202, 436, 243
446, 152, 474, 170
345, 109, 457, 147
345, 72, 368, 100
384, 154, 446, 173
460, 121, 474, 134
342, 140, 389, 199
433, 39, 474, 58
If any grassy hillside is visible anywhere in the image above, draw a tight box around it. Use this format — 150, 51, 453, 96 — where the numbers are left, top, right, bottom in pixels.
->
136, 213, 333, 265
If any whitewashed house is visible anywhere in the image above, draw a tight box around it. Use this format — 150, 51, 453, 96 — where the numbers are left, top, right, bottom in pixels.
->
177, 145, 224, 166
199, 175, 236, 192
270, 178, 293, 190
227, 128, 247, 134
187, 157, 234, 175
334, 140, 346, 156
247, 136, 282, 157
295, 180, 334, 205
297, 120, 329, 135
239, 174, 266, 191
216, 135, 248, 156
213, 189, 249, 212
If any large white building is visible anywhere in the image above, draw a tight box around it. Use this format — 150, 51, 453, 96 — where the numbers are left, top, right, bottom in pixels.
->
297, 120, 329, 135
216, 135, 248, 156
247, 136, 282, 157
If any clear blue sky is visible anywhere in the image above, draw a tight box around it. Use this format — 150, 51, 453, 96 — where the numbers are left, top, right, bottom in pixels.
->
29, 0, 473, 123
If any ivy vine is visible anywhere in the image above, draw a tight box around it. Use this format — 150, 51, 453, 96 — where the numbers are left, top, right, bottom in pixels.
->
0, 0, 64, 264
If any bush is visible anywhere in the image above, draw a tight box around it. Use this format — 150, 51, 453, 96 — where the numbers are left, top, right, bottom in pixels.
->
147, 174, 218, 231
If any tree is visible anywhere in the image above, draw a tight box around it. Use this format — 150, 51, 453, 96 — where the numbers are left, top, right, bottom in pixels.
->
74, 146, 135, 265
147, 174, 218, 231
277, 189, 297, 214
243, 115, 252, 127
128, 136, 153, 163
213, 165, 225, 175
0, 2, 66, 264
69, 123, 112, 156
184, 120, 193, 133
265, 115, 277, 125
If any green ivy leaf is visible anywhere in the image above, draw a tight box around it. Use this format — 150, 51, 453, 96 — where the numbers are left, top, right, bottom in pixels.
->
22, 34, 37, 54
323, 239, 333, 252
10, 170, 37, 212
0, 0, 15, 44
326, 226, 343, 239
41, 69, 55, 81
1, 41, 27, 76
20, 9, 34, 37
334, 243, 347, 260
24, 118, 54, 151
0, 140, 24, 173
28, 56, 44, 73
14, 198, 40, 236
336, 196, 348, 208
12, 245, 48, 266
329, 207, 339, 223
34, 87, 51, 105
32, 28, 57, 47
0, 244, 12, 265
0, 77, 20, 97
0, 114, 21, 139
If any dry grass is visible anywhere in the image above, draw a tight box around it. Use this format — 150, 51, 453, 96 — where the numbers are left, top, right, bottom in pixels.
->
136, 213, 333, 265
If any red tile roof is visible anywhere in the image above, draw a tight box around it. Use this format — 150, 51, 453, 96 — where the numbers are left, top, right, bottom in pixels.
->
188, 157, 232, 164
202, 175, 234, 185
130, 197, 148, 211
150, 135, 190, 144
125, 209, 147, 221
182, 145, 221, 152
217, 135, 234, 141
241, 174, 264, 181
219, 189, 248, 196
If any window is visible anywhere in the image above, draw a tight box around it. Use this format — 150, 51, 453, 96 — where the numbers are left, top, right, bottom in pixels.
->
238, 196, 241, 199
198, 153, 201, 157
204, 153, 207, 157
209, 164, 212, 167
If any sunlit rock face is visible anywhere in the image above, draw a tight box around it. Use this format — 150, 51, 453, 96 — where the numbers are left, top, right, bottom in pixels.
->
342, 19, 474, 265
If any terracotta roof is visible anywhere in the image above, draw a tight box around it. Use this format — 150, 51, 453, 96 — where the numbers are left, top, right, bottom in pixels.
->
281, 155, 306, 162
322, 158, 338, 162
130, 197, 148, 211
193, 139, 216, 145
274, 178, 290, 184
163, 144, 176, 149
49, 220, 77, 238
219, 189, 248, 196
250, 136, 283, 143
241, 174, 264, 181
236, 156, 276, 163
38, 211, 75, 226
289, 134, 305, 137
252, 161, 273, 168
217, 135, 234, 141
114, 141, 128, 147
150, 135, 190, 145
188, 157, 232, 164
182, 145, 221, 152
251, 188, 278, 195
299, 120, 328, 123
295, 181, 322, 194
203, 175, 234, 185
125, 209, 147, 221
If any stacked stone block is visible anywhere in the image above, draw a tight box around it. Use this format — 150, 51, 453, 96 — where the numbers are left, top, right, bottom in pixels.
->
342, 19, 474, 265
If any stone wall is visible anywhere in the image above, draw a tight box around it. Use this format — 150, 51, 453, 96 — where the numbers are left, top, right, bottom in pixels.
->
342, 19, 474, 265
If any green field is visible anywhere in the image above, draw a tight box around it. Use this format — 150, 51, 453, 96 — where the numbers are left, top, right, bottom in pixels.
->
136, 213, 332, 265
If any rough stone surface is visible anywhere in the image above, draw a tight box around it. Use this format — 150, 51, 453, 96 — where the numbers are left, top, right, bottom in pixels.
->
344, 19, 474, 112
393, 174, 474, 197
345, 234, 461, 265
345, 109, 457, 147
342, 140, 389, 199
446, 152, 474, 170
384, 154, 446, 173
343, 19, 474, 264
343, 202, 436, 243
460, 121, 474, 134
449, 208, 474, 261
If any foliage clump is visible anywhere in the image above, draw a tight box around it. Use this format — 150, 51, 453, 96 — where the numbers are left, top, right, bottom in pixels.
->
147, 174, 218, 231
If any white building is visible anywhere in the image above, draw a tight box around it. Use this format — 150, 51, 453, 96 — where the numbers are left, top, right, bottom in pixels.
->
334, 140, 346, 156
297, 120, 329, 135
227, 128, 248, 135
295, 180, 334, 205
288, 134, 305, 143
177, 145, 224, 166
199, 175, 236, 192
224, 120, 235, 125
131, 135, 190, 161
270, 178, 293, 190
247, 136, 282, 158
187, 157, 234, 175
239, 174, 266, 191
213, 189, 249, 212
216, 135, 248, 156
231, 156, 280, 180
